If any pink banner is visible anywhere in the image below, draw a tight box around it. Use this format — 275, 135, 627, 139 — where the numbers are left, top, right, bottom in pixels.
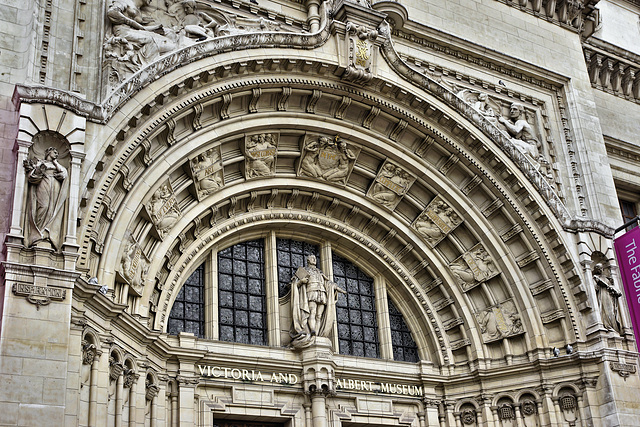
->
614, 226, 640, 353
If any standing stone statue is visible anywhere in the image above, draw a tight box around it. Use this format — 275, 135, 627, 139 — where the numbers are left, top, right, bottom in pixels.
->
290, 255, 346, 348
23, 146, 68, 249
593, 263, 622, 333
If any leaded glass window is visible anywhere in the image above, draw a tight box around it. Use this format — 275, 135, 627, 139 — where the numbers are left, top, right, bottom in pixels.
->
276, 239, 320, 297
218, 240, 267, 345
333, 253, 379, 358
389, 297, 419, 362
167, 264, 205, 337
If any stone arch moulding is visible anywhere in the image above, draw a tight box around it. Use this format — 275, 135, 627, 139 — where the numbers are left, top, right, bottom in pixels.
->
82, 88, 584, 369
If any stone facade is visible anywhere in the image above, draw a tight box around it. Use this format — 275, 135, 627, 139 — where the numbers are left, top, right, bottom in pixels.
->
1, 0, 640, 426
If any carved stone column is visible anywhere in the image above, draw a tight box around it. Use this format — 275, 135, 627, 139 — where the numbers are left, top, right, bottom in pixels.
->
6, 139, 30, 248
87, 349, 102, 427
177, 375, 199, 425
300, 337, 336, 427
305, 0, 321, 33
115, 369, 124, 427
422, 397, 441, 426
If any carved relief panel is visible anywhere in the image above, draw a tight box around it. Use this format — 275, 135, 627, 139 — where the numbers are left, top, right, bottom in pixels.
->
474, 299, 524, 343
118, 235, 150, 297
367, 160, 415, 209
298, 135, 360, 185
145, 180, 181, 239
190, 147, 224, 200
343, 22, 379, 84
449, 243, 499, 292
412, 195, 463, 247
244, 133, 278, 179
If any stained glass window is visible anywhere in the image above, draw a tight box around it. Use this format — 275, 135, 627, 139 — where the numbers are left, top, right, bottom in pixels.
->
218, 240, 267, 345
167, 264, 205, 337
333, 253, 379, 358
389, 297, 419, 362
276, 238, 320, 297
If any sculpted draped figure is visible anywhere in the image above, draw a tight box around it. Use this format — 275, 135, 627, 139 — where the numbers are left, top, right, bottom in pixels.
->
290, 255, 346, 348
23, 147, 68, 249
592, 263, 622, 333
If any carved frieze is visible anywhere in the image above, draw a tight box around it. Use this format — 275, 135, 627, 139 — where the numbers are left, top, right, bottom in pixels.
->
244, 133, 278, 178
412, 195, 462, 247
146, 181, 181, 239
118, 235, 149, 297
449, 243, 499, 291
190, 147, 224, 200
474, 299, 524, 343
298, 135, 360, 185
367, 160, 415, 209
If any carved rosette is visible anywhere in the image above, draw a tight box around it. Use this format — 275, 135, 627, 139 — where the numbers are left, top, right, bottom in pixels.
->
449, 243, 499, 291
244, 133, 278, 179
117, 235, 150, 297
474, 299, 524, 343
412, 195, 463, 247
298, 135, 360, 185
367, 160, 415, 210
146, 180, 181, 238
521, 399, 537, 416
460, 409, 476, 425
190, 147, 224, 200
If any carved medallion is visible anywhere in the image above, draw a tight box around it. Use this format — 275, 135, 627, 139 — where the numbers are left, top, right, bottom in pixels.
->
190, 147, 224, 200
343, 22, 379, 84
244, 133, 278, 178
298, 135, 360, 185
449, 243, 499, 291
412, 195, 463, 247
367, 160, 415, 210
118, 236, 149, 297
474, 299, 524, 343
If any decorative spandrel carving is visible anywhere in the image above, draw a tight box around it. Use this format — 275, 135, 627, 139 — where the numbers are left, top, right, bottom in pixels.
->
343, 22, 379, 84
244, 133, 278, 178
367, 160, 415, 209
104, 0, 291, 93
475, 299, 524, 343
412, 195, 462, 247
449, 243, 499, 291
23, 145, 69, 250
118, 236, 149, 297
592, 262, 622, 334
298, 135, 360, 185
146, 181, 181, 239
190, 147, 223, 199
457, 89, 500, 126
497, 102, 542, 167
290, 255, 346, 349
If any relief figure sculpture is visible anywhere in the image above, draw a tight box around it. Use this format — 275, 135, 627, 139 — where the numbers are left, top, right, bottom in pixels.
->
146, 183, 180, 239
245, 133, 277, 178
498, 102, 541, 166
191, 148, 223, 198
23, 147, 69, 249
413, 196, 462, 247
368, 162, 414, 209
593, 263, 622, 333
167, 0, 220, 40
120, 237, 149, 296
299, 136, 358, 185
290, 255, 346, 349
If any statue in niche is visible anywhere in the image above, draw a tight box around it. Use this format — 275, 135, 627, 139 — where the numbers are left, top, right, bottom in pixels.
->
245, 133, 277, 178
498, 102, 541, 167
475, 300, 523, 343
592, 263, 622, 333
190, 148, 223, 199
119, 236, 149, 296
413, 196, 462, 247
23, 146, 69, 250
146, 182, 180, 239
290, 255, 346, 349
299, 135, 358, 185
368, 161, 414, 209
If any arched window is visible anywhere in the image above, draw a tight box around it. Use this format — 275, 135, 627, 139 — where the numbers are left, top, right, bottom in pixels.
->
167, 264, 205, 337
166, 236, 420, 362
